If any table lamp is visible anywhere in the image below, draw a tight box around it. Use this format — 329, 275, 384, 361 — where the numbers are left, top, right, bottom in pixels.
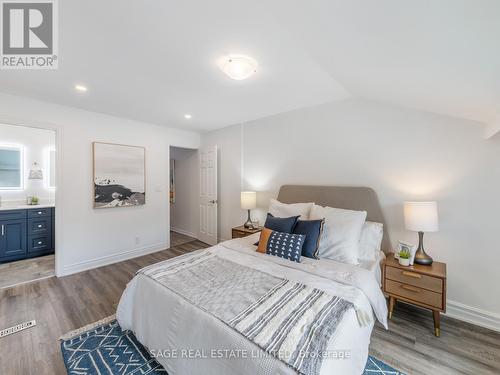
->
241, 191, 257, 229
403, 201, 439, 265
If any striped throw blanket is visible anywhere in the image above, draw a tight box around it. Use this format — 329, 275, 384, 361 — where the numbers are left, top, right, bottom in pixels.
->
138, 250, 353, 375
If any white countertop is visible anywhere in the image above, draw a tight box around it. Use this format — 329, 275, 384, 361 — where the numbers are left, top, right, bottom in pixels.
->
0, 203, 55, 211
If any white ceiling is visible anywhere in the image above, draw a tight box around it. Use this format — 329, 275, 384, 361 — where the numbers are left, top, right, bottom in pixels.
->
0, 0, 498, 132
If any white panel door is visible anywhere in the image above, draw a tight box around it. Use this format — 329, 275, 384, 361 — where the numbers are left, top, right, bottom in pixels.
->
199, 146, 218, 245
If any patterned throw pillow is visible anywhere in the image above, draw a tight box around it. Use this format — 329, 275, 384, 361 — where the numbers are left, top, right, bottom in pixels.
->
256, 228, 304, 262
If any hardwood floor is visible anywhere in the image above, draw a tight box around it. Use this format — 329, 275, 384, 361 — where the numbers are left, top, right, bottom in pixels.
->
371, 302, 500, 375
0, 254, 55, 289
1, 232, 499, 375
0, 233, 208, 375
170, 230, 198, 247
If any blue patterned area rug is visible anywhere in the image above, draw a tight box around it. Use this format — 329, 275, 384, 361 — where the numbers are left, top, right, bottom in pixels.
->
60, 317, 404, 375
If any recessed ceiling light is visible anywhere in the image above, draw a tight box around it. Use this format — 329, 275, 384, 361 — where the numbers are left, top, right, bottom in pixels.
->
220, 55, 258, 80
184, 114, 192, 119
74, 84, 88, 92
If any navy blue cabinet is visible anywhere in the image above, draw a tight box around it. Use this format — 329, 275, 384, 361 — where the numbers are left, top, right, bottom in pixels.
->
0, 207, 54, 262
0, 219, 27, 259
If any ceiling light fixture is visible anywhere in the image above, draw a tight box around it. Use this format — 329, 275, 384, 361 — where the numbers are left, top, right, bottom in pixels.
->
74, 84, 88, 92
221, 55, 258, 80
184, 114, 192, 119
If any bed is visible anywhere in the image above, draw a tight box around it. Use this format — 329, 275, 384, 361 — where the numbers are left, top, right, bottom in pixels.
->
117, 185, 389, 375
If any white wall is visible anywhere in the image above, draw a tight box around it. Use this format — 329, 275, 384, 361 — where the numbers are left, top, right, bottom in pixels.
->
0, 124, 56, 203
170, 147, 199, 237
202, 98, 500, 330
0, 92, 200, 275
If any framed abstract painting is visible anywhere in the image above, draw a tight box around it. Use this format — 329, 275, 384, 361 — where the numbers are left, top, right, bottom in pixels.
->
93, 142, 146, 208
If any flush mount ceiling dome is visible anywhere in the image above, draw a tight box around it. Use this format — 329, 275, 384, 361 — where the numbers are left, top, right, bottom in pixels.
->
221, 55, 258, 80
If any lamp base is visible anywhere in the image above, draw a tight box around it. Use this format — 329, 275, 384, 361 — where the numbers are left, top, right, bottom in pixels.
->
413, 231, 433, 265
414, 249, 433, 265
243, 209, 254, 229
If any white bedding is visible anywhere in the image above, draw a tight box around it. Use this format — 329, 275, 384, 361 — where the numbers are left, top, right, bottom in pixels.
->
117, 234, 388, 375
358, 251, 386, 286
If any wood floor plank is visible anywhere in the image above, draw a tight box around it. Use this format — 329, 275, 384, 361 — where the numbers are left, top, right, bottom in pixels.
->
0, 254, 55, 289
371, 302, 500, 375
1, 232, 499, 375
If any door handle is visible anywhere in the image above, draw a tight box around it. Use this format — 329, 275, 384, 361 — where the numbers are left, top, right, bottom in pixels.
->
209, 200, 218, 204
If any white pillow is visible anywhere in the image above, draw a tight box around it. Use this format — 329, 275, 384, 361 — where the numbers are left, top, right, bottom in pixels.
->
310, 204, 367, 265
268, 199, 313, 220
358, 221, 384, 262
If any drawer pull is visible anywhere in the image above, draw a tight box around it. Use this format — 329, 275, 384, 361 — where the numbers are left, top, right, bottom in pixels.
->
38, 211, 43, 215
38, 224, 43, 228
401, 271, 422, 279
401, 284, 421, 293
37, 241, 43, 245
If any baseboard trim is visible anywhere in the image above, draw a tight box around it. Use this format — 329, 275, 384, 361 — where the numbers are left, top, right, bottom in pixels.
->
60, 242, 168, 277
170, 227, 197, 239
446, 300, 500, 332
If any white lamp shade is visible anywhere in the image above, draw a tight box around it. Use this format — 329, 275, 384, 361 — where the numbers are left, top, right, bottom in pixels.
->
241, 191, 257, 210
404, 201, 439, 232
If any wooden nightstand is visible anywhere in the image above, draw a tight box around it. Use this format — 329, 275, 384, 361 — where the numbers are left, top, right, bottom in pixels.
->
383, 253, 447, 336
231, 225, 262, 239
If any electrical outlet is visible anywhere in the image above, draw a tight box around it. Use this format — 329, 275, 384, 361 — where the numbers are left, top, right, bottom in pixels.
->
135, 236, 140, 245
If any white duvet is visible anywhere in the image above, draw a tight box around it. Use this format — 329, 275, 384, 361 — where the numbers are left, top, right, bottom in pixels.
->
117, 234, 388, 375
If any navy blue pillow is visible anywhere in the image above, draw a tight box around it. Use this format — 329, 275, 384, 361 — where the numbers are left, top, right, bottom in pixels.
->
254, 213, 300, 246
263, 213, 299, 233
293, 219, 325, 259
265, 230, 304, 263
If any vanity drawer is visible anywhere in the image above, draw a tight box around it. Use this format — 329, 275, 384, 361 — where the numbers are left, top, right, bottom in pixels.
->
385, 279, 443, 310
28, 217, 51, 236
386, 266, 443, 293
28, 235, 52, 253
28, 208, 52, 218
0, 209, 27, 221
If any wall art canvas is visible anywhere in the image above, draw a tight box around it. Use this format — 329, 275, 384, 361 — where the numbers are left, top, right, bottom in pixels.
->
93, 142, 145, 208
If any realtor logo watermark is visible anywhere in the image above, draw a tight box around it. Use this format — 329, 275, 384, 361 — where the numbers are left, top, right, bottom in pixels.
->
1, 0, 58, 69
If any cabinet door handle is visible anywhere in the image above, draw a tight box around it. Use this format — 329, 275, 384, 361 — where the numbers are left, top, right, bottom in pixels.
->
1, 224, 3, 236
402, 271, 422, 279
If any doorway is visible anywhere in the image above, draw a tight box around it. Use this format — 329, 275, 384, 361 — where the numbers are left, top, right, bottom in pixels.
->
0, 123, 57, 288
169, 146, 199, 247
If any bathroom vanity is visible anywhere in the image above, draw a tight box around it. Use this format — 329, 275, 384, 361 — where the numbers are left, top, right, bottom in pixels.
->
0, 205, 55, 262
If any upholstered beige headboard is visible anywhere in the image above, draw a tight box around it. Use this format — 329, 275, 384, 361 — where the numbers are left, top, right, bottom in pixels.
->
277, 185, 392, 253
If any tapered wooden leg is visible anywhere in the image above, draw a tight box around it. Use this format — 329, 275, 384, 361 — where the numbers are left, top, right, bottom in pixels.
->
433, 310, 441, 337
388, 296, 396, 320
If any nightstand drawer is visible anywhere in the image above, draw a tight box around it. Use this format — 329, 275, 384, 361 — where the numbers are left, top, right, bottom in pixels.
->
232, 230, 248, 239
231, 226, 262, 239
385, 279, 443, 309
386, 266, 443, 293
